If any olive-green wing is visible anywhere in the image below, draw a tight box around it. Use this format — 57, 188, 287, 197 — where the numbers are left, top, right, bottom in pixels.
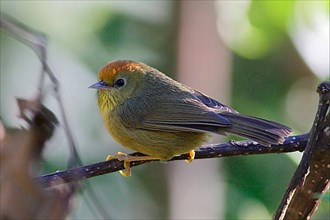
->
119, 97, 232, 134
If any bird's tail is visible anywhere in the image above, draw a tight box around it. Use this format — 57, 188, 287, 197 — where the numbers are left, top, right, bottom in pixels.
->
219, 112, 292, 146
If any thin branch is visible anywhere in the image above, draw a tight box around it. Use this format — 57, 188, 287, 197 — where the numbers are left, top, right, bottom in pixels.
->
275, 81, 330, 220
0, 13, 47, 60
36, 133, 308, 188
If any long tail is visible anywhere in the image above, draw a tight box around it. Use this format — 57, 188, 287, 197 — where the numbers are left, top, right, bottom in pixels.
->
219, 112, 292, 146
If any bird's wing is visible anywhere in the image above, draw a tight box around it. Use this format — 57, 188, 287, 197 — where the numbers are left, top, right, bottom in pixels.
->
192, 89, 238, 113
119, 96, 232, 134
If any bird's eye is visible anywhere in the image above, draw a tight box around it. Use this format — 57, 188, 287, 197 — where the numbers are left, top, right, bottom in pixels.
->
115, 78, 126, 88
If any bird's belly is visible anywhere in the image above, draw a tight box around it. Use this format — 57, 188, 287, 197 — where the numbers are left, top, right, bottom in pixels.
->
105, 116, 207, 160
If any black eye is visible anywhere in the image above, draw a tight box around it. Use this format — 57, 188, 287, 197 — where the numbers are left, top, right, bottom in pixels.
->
115, 78, 126, 87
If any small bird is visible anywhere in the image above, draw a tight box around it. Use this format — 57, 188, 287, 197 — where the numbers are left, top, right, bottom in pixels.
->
89, 60, 292, 176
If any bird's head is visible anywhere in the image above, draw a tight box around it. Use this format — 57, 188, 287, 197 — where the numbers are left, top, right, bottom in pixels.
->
89, 60, 150, 110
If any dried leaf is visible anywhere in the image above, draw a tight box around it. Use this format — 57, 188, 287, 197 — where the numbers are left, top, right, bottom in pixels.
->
0, 102, 70, 220
16, 97, 41, 124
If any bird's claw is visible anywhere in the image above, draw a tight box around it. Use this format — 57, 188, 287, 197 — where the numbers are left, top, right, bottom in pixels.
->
185, 150, 195, 163
106, 152, 131, 177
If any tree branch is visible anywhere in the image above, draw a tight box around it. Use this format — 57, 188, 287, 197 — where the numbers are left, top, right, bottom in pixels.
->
36, 133, 308, 188
275, 81, 330, 220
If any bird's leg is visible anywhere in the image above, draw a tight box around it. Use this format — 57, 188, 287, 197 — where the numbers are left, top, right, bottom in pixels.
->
184, 150, 195, 163
106, 152, 132, 177
106, 152, 159, 177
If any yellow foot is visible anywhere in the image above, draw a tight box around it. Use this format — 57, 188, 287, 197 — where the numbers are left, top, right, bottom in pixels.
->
106, 152, 159, 177
106, 152, 132, 177
185, 150, 195, 163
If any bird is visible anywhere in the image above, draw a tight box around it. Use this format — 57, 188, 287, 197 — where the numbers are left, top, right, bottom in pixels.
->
89, 60, 292, 176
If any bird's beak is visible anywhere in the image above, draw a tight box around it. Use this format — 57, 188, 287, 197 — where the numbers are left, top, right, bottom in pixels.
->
88, 81, 112, 90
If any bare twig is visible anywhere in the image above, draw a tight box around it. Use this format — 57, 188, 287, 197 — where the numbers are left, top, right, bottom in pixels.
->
36, 133, 308, 188
0, 13, 47, 59
275, 81, 330, 220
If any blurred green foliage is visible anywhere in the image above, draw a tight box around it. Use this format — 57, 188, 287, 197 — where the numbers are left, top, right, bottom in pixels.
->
224, 0, 296, 59
96, 12, 177, 77
249, 0, 295, 38
223, 154, 297, 219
